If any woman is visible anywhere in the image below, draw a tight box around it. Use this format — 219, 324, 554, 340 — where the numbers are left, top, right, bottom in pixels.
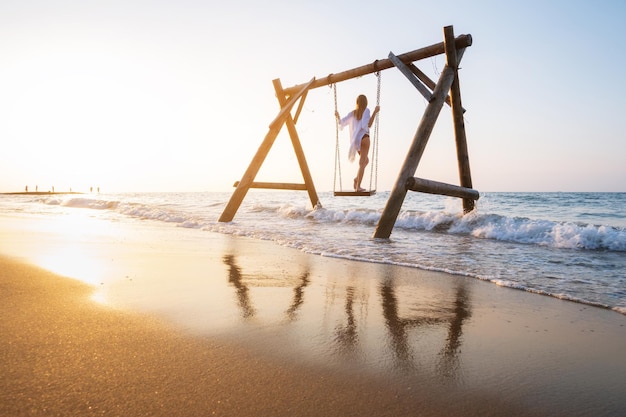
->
335, 94, 380, 191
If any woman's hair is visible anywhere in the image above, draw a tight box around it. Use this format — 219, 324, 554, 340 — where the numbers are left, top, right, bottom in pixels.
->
354, 94, 368, 120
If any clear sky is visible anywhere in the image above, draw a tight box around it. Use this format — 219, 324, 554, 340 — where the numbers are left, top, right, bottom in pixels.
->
1, 0, 625, 193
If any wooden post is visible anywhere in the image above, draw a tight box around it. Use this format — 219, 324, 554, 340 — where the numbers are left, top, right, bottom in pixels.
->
218, 78, 315, 222
272, 78, 320, 209
373, 64, 457, 239
444, 26, 475, 213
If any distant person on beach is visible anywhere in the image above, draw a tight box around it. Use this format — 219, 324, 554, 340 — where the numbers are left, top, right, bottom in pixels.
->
25, 186, 28, 192
335, 94, 379, 191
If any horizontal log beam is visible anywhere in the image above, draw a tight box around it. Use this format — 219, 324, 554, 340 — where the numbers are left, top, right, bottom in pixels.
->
282, 34, 472, 96
233, 181, 307, 191
406, 177, 479, 200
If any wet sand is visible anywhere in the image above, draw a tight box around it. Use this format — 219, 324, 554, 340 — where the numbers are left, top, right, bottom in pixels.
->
0, 256, 495, 417
1, 217, 625, 416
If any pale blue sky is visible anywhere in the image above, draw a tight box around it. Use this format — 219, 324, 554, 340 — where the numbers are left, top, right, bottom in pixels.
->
1, 0, 625, 193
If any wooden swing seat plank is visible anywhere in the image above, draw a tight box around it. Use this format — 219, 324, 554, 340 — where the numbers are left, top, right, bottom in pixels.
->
334, 190, 376, 197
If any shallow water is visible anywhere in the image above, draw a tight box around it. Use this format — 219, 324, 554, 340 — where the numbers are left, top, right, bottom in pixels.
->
2, 209, 624, 416
1, 190, 625, 314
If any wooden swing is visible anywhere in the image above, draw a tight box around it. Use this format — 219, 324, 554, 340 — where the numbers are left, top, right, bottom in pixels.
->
333, 72, 381, 197
219, 26, 479, 233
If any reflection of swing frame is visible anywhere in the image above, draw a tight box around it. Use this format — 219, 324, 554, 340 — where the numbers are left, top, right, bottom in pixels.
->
223, 251, 472, 374
219, 26, 479, 238
222, 254, 310, 322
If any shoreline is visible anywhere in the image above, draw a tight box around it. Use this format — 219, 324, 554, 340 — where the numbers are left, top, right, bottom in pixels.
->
1, 215, 626, 416
1, 191, 85, 195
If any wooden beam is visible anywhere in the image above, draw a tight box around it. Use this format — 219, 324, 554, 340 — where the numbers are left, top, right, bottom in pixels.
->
218, 78, 316, 222
373, 34, 459, 239
292, 90, 308, 124
444, 26, 475, 213
282, 34, 472, 96
273, 78, 321, 209
219, 125, 282, 222
388, 51, 433, 102
407, 53, 466, 113
268, 78, 315, 130
233, 181, 307, 191
405, 177, 479, 200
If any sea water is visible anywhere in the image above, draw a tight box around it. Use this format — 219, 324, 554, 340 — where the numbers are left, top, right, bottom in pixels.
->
1, 190, 625, 314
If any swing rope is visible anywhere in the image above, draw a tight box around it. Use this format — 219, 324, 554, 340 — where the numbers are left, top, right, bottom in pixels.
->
332, 71, 381, 194
333, 83, 342, 193
369, 71, 381, 192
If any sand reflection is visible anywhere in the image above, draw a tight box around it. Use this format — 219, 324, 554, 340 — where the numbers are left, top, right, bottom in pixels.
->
284, 271, 310, 321
219, 250, 472, 380
223, 254, 256, 319
332, 285, 360, 358
222, 252, 311, 323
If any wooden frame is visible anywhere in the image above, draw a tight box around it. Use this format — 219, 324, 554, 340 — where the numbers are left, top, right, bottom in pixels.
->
373, 26, 478, 238
219, 26, 478, 236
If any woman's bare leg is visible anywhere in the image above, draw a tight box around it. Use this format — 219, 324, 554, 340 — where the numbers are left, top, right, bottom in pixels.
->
355, 135, 370, 191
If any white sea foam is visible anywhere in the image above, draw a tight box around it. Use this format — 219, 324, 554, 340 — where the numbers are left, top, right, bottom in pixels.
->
13, 191, 624, 315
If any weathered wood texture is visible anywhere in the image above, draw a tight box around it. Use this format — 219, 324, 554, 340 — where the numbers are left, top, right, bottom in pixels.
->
406, 177, 479, 200
444, 27, 474, 213
388, 52, 433, 102
407, 54, 466, 113
268, 78, 315, 129
373, 26, 465, 239
373, 65, 457, 239
218, 79, 315, 222
273, 78, 320, 209
282, 34, 472, 97
220, 25, 476, 227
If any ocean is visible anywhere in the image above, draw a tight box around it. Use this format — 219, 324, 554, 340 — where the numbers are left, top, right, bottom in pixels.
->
1, 190, 625, 315
0, 190, 626, 314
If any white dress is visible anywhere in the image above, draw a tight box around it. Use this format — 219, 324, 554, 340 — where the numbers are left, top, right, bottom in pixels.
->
338, 108, 371, 162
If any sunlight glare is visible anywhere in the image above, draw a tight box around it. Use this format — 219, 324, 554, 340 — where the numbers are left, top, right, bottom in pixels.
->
33, 211, 120, 288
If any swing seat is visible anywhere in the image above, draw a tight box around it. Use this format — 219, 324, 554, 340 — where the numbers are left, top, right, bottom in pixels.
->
332, 72, 381, 199
334, 190, 376, 197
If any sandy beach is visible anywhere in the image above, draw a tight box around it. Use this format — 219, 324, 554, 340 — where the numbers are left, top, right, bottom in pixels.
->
2, 256, 447, 417
1, 214, 625, 417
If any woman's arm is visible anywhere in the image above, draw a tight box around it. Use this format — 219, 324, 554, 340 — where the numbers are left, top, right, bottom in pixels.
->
336, 111, 352, 129
368, 106, 380, 128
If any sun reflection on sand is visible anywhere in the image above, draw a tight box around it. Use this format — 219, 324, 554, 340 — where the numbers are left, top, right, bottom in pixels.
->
26, 212, 126, 291
90, 289, 108, 305
36, 243, 107, 286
